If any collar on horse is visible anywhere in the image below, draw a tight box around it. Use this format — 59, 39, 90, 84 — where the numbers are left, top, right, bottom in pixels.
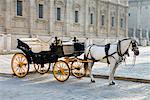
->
117, 38, 131, 57
103, 38, 132, 64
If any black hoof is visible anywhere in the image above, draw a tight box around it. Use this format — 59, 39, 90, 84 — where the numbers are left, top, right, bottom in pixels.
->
91, 79, 95, 83
109, 81, 115, 85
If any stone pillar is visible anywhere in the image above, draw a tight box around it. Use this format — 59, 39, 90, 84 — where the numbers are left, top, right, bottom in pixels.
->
65, 0, 70, 36
146, 29, 149, 41
50, 0, 54, 35
133, 27, 136, 39
84, 0, 88, 36
96, 0, 99, 36
125, 7, 128, 37
4, 0, 11, 34
28, 0, 36, 37
3, 34, 7, 52
47, 0, 50, 35
107, 2, 110, 42
139, 28, 142, 45
116, 5, 120, 39
7, 34, 11, 51
0, 34, 4, 52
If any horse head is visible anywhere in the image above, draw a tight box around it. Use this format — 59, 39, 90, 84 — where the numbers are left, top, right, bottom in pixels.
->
131, 39, 139, 56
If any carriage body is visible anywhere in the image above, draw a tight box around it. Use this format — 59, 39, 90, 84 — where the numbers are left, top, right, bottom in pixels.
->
12, 38, 86, 81
17, 39, 58, 64
11, 39, 59, 77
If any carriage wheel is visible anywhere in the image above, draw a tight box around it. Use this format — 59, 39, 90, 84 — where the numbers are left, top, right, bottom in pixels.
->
53, 60, 70, 82
34, 63, 50, 74
11, 53, 29, 78
71, 60, 85, 78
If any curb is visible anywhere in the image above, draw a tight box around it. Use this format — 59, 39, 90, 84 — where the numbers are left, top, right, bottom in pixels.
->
0, 71, 150, 84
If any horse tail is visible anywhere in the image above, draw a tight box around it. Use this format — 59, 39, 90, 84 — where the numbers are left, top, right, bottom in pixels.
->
84, 54, 89, 76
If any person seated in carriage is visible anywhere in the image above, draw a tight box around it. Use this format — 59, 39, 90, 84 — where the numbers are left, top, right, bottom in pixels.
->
72, 37, 79, 43
52, 37, 62, 46
50, 37, 64, 57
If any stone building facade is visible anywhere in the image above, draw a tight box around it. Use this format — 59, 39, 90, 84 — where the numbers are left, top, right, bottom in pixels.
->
0, 0, 128, 52
128, 0, 150, 46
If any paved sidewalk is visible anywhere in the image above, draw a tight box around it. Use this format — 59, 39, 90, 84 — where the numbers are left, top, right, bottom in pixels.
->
0, 54, 36, 75
0, 54, 13, 74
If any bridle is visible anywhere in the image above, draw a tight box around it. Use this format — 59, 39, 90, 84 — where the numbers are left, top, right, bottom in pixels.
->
117, 38, 139, 67
131, 40, 139, 52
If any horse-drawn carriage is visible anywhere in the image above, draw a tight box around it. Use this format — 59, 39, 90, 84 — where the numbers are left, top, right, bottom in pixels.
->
11, 38, 86, 82
11, 37, 139, 84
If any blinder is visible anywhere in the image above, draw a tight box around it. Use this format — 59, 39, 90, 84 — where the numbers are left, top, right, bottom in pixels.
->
131, 41, 139, 56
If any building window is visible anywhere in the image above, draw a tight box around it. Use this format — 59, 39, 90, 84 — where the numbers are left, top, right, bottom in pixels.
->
128, 13, 130, 16
111, 17, 115, 27
75, 11, 79, 23
17, 0, 23, 16
90, 13, 93, 24
57, 8, 61, 21
101, 15, 105, 26
39, 4, 43, 18
120, 18, 123, 28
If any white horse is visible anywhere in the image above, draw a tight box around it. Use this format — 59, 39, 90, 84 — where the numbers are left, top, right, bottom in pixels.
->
84, 38, 139, 85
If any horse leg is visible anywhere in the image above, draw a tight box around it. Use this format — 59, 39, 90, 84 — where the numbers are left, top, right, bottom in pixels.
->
109, 61, 118, 85
88, 62, 95, 83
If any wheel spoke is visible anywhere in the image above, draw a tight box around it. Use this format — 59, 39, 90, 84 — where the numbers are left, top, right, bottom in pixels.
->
53, 61, 70, 82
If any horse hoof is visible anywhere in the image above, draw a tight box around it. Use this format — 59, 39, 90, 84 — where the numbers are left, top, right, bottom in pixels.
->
109, 81, 115, 85
91, 79, 95, 83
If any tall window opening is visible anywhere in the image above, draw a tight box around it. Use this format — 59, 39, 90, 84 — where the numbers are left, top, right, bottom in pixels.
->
90, 13, 93, 24
120, 18, 123, 28
75, 11, 79, 23
39, 4, 43, 18
111, 17, 115, 27
57, 8, 61, 20
101, 15, 105, 26
17, 0, 23, 16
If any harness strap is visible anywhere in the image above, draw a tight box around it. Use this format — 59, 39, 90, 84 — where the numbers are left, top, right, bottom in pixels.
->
117, 40, 123, 57
86, 45, 96, 61
87, 45, 94, 60
117, 40, 131, 57
104, 43, 110, 64
103, 52, 117, 64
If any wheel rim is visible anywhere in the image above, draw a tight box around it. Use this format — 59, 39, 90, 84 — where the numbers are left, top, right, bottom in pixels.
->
71, 61, 85, 78
11, 53, 28, 77
53, 61, 70, 82
34, 63, 50, 74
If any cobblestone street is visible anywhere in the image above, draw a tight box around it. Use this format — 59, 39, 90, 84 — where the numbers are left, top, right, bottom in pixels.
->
0, 74, 150, 100
0, 46, 150, 100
